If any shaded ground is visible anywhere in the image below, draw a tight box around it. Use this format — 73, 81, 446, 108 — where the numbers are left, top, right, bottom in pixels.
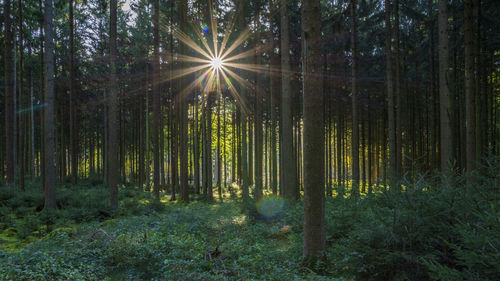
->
0, 186, 340, 280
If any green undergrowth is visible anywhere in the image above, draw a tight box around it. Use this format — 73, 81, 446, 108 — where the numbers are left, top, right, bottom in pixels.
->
0, 157, 499, 280
0, 189, 339, 280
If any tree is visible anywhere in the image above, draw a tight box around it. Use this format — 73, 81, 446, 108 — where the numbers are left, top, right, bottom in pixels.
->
385, 0, 396, 185
152, 0, 161, 200
279, 0, 297, 200
44, 0, 57, 209
108, 0, 119, 208
464, 0, 475, 173
438, 0, 453, 172
302, 0, 325, 259
350, 0, 359, 198
4, 0, 15, 189
179, 0, 189, 202
69, 0, 78, 185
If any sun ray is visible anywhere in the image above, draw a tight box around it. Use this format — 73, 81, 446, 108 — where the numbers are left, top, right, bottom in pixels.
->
190, 22, 215, 59
209, 0, 219, 58
219, 68, 250, 115
202, 68, 218, 94
224, 62, 280, 75
222, 47, 257, 63
164, 64, 212, 82
219, 28, 251, 60
179, 67, 213, 99
173, 28, 212, 60
218, 0, 242, 58
175, 54, 211, 64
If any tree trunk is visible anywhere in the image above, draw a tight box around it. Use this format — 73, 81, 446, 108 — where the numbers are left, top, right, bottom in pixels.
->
302, 0, 325, 259
179, 0, 189, 202
18, 0, 25, 191
464, 0, 475, 173
385, 0, 397, 185
350, 0, 359, 198
108, 0, 119, 208
438, 0, 454, 172
44, 0, 57, 208
69, 0, 78, 185
152, 0, 161, 200
4, 0, 15, 189
280, 0, 297, 200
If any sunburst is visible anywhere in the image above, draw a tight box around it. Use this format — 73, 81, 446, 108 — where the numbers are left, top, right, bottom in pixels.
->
159, 1, 272, 114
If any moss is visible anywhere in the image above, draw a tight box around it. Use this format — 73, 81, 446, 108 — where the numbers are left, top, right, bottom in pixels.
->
46, 227, 74, 238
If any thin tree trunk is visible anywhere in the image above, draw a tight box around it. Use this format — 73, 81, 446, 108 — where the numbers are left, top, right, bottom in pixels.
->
108, 0, 119, 207
4, 0, 15, 189
350, 0, 359, 198
385, 0, 397, 185
152, 0, 161, 200
179, 0, 189, 202
438, 0, 454, 173
69, 0, 78, 185
44, 0, 57, 208
464, 0, 475, 173
18, 0, 25, 191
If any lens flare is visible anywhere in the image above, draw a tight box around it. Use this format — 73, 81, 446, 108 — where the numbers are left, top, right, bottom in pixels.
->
256, 195, 284, 220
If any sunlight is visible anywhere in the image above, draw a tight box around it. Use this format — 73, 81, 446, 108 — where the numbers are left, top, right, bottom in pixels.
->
210, 57, 224, 70
165, 0, 266, 104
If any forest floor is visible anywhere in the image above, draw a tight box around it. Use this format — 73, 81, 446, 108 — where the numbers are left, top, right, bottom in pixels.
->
1, 170, 499, 280
0, 182, 342, 280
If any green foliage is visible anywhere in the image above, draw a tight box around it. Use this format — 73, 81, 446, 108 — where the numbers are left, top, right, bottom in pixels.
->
326, 158, 500, 281
1, 159, 499, 280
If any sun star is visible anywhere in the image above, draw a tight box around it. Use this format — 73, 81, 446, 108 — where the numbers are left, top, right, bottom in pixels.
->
211, 57, 223, 70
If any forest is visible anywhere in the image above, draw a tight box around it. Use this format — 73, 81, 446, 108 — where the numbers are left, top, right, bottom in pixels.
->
0, 0, 499, 280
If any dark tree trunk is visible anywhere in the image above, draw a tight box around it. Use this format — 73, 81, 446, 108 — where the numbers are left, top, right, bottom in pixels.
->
4, 0, 15, 189
108, 0, 119, 208
302, 0, 325, 259
44, 0, 57, 208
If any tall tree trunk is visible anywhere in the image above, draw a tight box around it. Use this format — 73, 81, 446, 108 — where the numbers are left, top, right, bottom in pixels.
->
108, 0, 119, 208
4, 0, 15, 189
179, 0, 189, 202
438, 0, 454, 172
385, 0, 397, 185
254, 11, 263, 201
18, 0, 25, 191
464, 0, 475, 173
280, 0, 297, 200
394, 0, 402, 177
44, 0, 57, 208
194, 100, 200, 193
350, 0, 359, 198
241, 108, 249, 204
152, 0, 161, 200
69, 0, 78, 185
302, 0, 325, 259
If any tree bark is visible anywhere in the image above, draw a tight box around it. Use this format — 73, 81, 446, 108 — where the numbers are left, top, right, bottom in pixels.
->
350, 0, 359, 198
44, 0, 57, 208
69, 0, 78, 185
464, 0, 475, 173
438, 0, 454, 173
302, 0, 325, 258
385, 0, 397, 185
4, 0, 15, 189
152, 0, 161, 200
108, 0, 119, 208
280, 0, 297, 200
